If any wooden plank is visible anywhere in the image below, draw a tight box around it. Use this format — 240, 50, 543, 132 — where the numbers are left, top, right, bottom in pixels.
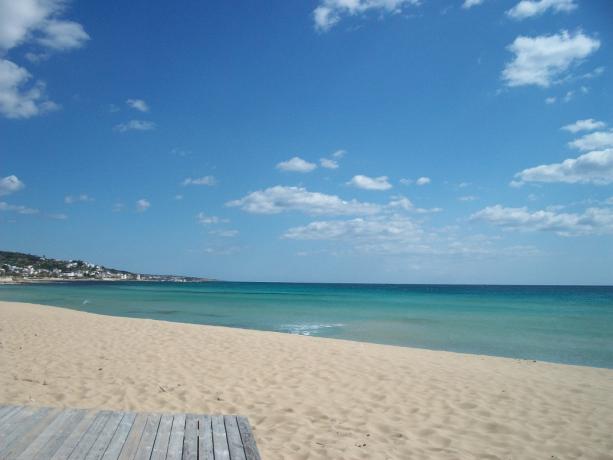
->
116, 412, 148, 460
224, 416, 247, 460
0, 406, 31, 442
84, 411, 124, 460
181, 414, 198, 460
33, 409, 87, 459
165, 413, 185, 460
3, 407, 61, 459
16, 408, 77, 459
0, 405, 17, 421
197, 415, 214, 460
0, 407, 50, 457
149, 414, 173, 460
68, 411, 112, 459
211, 415, 230, 460
51, 410, 99, 460
133, 413, 161, 460
100, 413, 136, 460
236, 416, 261, 460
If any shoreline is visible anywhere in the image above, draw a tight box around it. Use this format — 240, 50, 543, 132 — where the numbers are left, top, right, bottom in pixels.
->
2, 301, 613, 459
1, 298, 611, 370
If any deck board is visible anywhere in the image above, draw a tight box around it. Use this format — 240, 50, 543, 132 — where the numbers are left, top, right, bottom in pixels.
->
0, 405, 261, 459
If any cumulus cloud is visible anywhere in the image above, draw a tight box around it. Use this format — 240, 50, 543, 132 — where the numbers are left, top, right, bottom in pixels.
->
347, 175, 392, 191
0, 59, 59, 118
64, 193, 93, 204
416, 176, 431, 186
313, 0, 419, 31
36, 19, 89, 50
471, 204, 613, 236
0, 0, 89, 119
0, 175, 25, 196
513, 149, 613, 186
0, 201, 38, 214
568, 131, 613, 151
113, 120, 156, 132
126, 98, 149, 112
332, 149, 346, 159
502, 30, 600, 87
136, 199, 150, 212
276, 156, 317, 173
507, 0, 577, 20
182, 176, 217, 186
562, 118, 606, 133
227, 186, 380, 215
462, 0, 485, 9
320, 158, 338, 169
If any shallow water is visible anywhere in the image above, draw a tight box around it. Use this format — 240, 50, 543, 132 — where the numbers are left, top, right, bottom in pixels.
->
1, 282, 612, 367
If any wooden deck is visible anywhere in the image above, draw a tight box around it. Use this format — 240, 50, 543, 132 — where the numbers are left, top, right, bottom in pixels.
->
0, 405, 261, 460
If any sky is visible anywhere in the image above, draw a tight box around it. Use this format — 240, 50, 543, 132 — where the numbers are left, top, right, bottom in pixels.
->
1, 0, 613, 284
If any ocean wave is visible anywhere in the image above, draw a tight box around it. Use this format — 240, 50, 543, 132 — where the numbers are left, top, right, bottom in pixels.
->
279, 323, 344, 336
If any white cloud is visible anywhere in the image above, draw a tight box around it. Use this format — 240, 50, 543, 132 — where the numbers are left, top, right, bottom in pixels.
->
332, 149, 346, 159
545, 96, 557, 104
502, 31, 600, 88
313, 0, 419, 31
182, 176, 217, 186
126, 98, 149, 112
471, 204, 613, 236
36, 19, 89, 50
513, 149, 613, 185
347, 175, 392, 191
0, 201, 38, 214
507, 0, 577, 20
0, 0, 88, 119
284, 215, 532, 257
48, 212, 67, 220
276, 156, 317, 173
284, 215, 422, 241
0, 175, 25, 196
462, 0, 485, 9
209, 229, 239, 238
320, 158, 338, 169
113, 120, 156, 132
64, 193, 93, 204
399, 178, 413, 185
136, 199, 150, 212
227, 186, 380, 215
568, 131, 613, 151
0, 0, 87, 50
112, 203, 124, 212
562, 118, 606, 134
0, 59, 58, 118
196, 213, 228, 225
416, 176, 431, 186
459, 195, 478, 202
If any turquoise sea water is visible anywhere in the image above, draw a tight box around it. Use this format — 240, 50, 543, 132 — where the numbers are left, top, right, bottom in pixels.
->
1, 282, 612, 368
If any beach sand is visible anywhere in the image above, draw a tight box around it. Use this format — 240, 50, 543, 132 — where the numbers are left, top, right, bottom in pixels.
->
1, 301, 612, 459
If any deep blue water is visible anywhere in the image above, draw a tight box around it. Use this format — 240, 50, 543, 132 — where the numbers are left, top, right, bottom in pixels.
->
1, 282, 612, 368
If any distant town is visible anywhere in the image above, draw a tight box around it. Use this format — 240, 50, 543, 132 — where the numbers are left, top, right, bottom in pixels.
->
0, 251, 211, 283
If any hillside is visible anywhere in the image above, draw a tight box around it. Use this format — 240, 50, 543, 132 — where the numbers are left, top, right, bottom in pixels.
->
0, 251, 208, 282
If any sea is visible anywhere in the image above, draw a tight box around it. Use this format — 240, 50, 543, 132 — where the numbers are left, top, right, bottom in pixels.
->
1, 282, 612, 368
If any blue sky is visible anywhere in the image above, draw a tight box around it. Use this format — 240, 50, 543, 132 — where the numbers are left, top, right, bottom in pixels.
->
1, 0, 612, 284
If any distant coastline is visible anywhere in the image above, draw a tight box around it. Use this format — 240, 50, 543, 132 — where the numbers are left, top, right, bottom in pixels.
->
0, 250, 211, 284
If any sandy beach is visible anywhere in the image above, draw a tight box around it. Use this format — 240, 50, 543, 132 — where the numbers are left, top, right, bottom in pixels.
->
1, 301, 612, 459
